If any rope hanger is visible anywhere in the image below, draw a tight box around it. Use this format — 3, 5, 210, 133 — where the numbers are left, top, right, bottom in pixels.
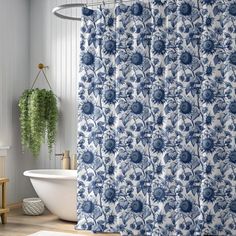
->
31, 63, 52, 90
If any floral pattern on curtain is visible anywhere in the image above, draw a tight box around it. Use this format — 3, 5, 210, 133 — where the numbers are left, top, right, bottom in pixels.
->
77, 1, 236, 235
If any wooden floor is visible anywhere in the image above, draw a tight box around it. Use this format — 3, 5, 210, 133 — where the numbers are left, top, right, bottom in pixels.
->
0, 208, 120, 236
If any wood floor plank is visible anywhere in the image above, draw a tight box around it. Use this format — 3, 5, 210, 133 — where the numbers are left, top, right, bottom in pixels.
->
0, 208, 120, 236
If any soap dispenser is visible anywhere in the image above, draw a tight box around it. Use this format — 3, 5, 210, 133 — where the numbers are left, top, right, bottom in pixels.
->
55, 150, 70, 169
70, 154, 77, 170
62, 150, 70, 169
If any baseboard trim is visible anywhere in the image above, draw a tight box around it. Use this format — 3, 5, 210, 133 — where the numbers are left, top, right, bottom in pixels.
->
8, 202, 22, 209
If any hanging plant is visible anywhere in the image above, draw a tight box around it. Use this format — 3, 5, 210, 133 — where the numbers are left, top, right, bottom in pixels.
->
19, 89, 58, 157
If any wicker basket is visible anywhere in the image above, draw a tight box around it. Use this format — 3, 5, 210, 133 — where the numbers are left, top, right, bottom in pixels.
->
22, 198, 45, 216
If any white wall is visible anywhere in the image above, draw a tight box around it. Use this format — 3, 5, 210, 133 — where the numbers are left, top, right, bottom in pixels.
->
0, 0, 37, 204
30, 0, 81, 168
0, 0, 89, 204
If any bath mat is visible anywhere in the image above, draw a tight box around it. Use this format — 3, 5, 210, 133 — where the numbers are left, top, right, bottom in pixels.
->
28, 231, 82, 236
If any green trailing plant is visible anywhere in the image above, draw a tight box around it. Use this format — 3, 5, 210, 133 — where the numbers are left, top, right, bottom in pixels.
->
19, 89, 58, 157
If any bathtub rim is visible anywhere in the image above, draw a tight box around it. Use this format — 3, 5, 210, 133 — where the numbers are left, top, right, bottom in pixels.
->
23, 169, 76, 180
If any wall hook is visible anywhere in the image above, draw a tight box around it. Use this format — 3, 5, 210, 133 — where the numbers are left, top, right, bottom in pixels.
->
31, 63, 52, 90
38, 63, 49, 70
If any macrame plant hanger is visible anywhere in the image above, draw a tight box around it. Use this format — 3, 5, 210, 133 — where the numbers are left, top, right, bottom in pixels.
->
31, 63, 52, 90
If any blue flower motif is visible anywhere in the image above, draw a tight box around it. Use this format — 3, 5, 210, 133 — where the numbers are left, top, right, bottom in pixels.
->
131, 52, 143, 65
107, 17, 114, 26
205, 16, 212, 26
153, 187, 166, 202
179, 150, 192, 163
81, 52, 95, 65
205, 115, 212, 125
202, 39, 215, 54
205, 164, 212, 174
229, 200, 236, 213
130, 3, 143, 16
156, 17, 163, 26
156, 214, 164, 223
156, 67, 164, 76
156, 116, 163, 125
202, 187, 215, 202
108, 215, 115, 224
180, 52, 193, 65
202, 88, 214, 103
108, 165, 115, 174
108, 115, 115, 126
104, 138, 116, 153
153, 0, 166, 5
156, 164, 163, 174
82, 151, 94, 164
205, 66, 213, 75
82, 7, 94, 16
201, 0, 215, 5
180, 200, 193, 213
153, 40, 166, 55
153, 89, 165, 104
206, 214, 213, 223
130, 150, 143, 163
153, 138, 165, 152
104, 40, 116, 54
202, 138, 214, 152
108, 66, 115, 76
215, 224, 224, 232
214, 125, 223, 133
180, 101, 192, 114
229, 101, 236, 114
81, 200, 95, 213
229, 3, 236, 16
229, 52, 236, 65
104, 89, 116, 104
179, 2, 192, 16
131, 101, 143, 114
82, 102, 94, 115
131, 200, 143, 213
104, 187, 116, 202
229, 151, 236, 164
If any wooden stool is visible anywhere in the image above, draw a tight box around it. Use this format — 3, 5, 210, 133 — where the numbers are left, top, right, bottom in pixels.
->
0, 178, 9, 224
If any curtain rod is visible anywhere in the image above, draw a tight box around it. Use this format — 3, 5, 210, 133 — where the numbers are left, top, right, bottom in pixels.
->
52, 1, 135, 21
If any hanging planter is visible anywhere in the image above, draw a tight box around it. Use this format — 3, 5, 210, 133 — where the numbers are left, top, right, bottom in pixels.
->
19, 89, 58, 157
18, 64, 58, 157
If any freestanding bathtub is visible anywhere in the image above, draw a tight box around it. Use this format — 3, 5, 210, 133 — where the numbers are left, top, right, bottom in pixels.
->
24, 169, 77, 222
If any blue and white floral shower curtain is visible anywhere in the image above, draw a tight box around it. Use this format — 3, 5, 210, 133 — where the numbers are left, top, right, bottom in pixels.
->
77, 1, 236, 235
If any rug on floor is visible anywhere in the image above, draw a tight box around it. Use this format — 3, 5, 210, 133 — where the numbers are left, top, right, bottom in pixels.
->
28, 231, 81, 236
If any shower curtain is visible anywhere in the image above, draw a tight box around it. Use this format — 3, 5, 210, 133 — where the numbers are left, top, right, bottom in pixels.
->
77, 1, 236, 235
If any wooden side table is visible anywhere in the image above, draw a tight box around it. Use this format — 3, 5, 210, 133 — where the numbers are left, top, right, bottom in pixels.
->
0, 178, 9, 224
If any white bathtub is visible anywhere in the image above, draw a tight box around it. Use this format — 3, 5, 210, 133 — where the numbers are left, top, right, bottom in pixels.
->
24, 169, 77, 222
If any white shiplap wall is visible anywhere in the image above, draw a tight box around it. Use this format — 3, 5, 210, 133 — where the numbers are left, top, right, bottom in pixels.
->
0, 0, 37, 204
30, 0, 82, 168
